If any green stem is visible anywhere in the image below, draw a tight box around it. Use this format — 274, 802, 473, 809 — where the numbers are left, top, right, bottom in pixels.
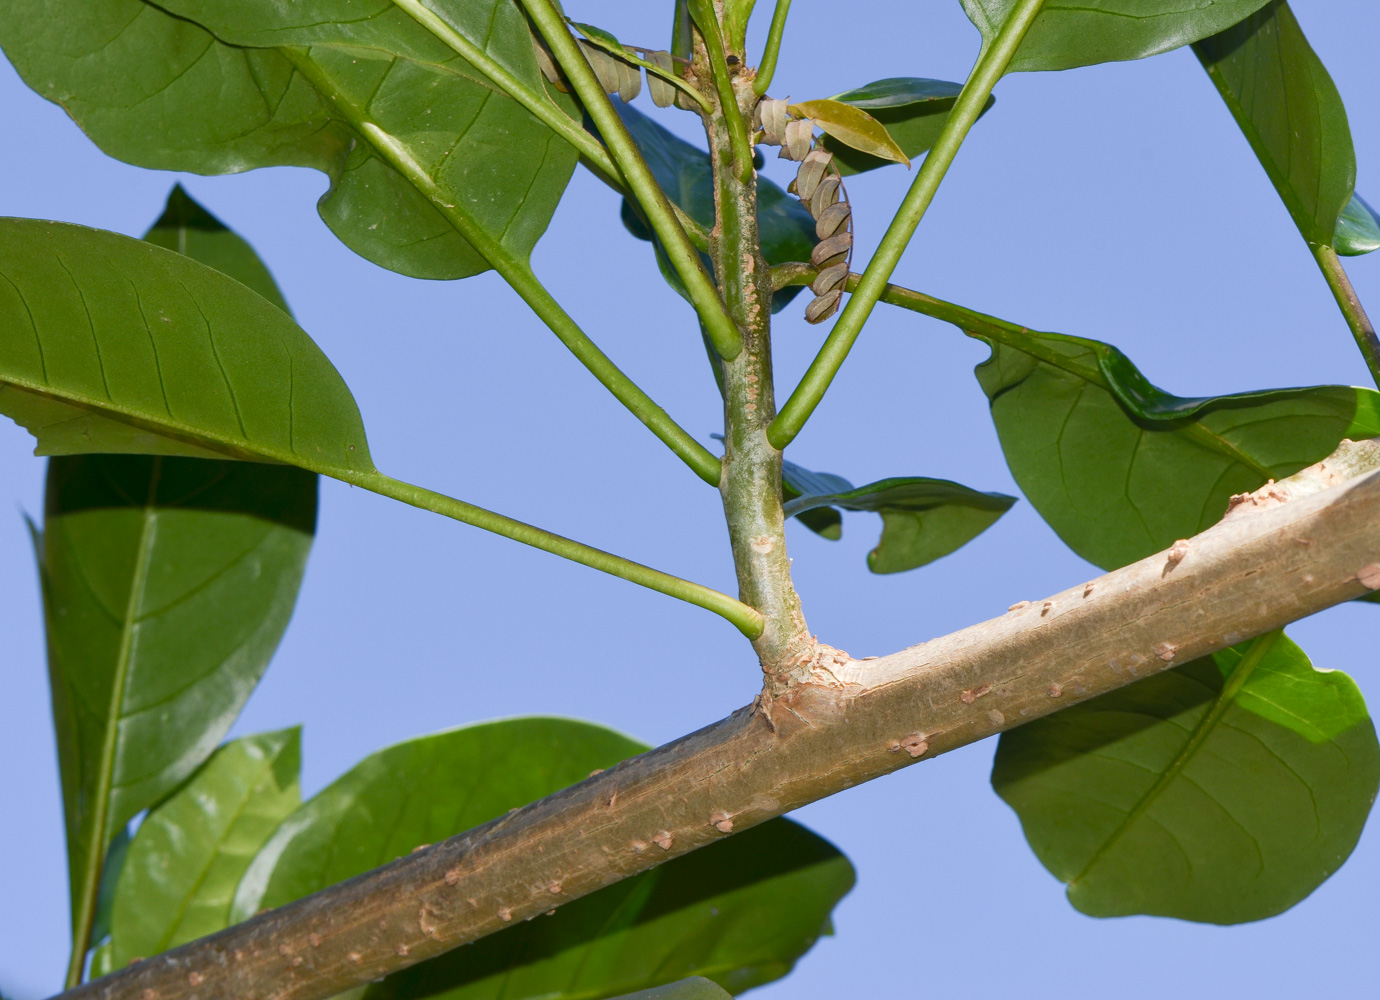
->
390, 0, 709, 249
1314, 244, 1380, 388
284, 51, 719, 484
753, 0, 792, 95
767, 0, 1047, 449
521, 0, 744, 362
1070, 630, 1282, 888
688, 0, 755, 182
352, 471, 764, 638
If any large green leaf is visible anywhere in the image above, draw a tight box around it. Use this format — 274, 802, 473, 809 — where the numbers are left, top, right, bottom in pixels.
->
0, 0, 579, 280
993, 633, 1379, 923
972, 325, 1380, 569
782, 467, 1015, 573
108, 729, 301, 965
1194, 1, 1356, 249
961, 0, 1275, 74
791, 99, 910, 167
614, 103, 816, 313
0, 218, 372, 474
232, 719, 854, 1000
825, 78, 994, 176
39, 455, 316, 939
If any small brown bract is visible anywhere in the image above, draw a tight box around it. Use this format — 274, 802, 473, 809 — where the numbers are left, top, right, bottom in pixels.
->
348, 951, 363, 966
899, 733, 928, 758
960, 684, 991, 705
588, 769, 604, 777
547, 880, 564, 894
710, 810, 735, 833
410, 843, 430, 854
1083, 582, 1095, 598
445, 868, 461, 886
630, 838, 648, 854
1155, 641, 1178, 662
1358, 563, 1380, 589
1008, 600, 1031, 612
308, 933, 322, 948
396, 943, 410, 957
1165, 539, 1191, 570
498, 907, 513, 922
187, 972, 204, 987
653, 830, 674, 850
1047, 682, 1064, 698
1041, 600, 1054, 616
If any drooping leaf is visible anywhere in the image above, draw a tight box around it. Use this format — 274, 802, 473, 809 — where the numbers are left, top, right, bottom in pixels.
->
0, 218, 373, 474
782, 459, 848, 540
1194, 1, 1355, 249
0, 0, 579, 280
232, 719, 854, 1000
972, 324, 1380, 569
39, 456, 316, 939
614, 103, 816, 313
993, 634, 1379, 923
961, 0, 1275, 74
109, 729, 301, 965
1335, 192, 1380, 257
783, 471, 1015, 573
824, 78, 994, 176
612, 979, 734, 1000
791, 99, 909, 167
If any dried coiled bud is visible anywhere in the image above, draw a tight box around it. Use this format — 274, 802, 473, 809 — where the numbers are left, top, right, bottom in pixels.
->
795, 149, 833, 201
757, 98, 788, 146
814, 202, 851, 240
791, 137, 853, 325
805, 289, 844, 324
781, 118, 813, 161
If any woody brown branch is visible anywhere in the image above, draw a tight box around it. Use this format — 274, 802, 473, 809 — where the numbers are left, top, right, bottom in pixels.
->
57, 442, 1380, 1000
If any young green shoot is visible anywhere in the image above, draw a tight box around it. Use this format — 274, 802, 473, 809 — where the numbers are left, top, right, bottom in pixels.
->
1315, 244, 1380, 388
754, 0, 793, 96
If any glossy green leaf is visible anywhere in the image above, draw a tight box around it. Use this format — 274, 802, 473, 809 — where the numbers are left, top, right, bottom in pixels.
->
142, 185, 290, 313
1214, 634, 1369, 743
39, 455, 316, 941
0, 0, 579, 280
1335, 191, 1380, 257
825, 78, 994, 176
613, 980, 733, 1000
962, 0, 1274, 73
233, 719, 854, 1000
993, 635, 1379, 923
972, 325, 1380, 569
791, 99, 909, 167
1194, 1, 1355, 248
109, 729, 301, 965
784, 471, 1015, 573
0, 218, 373, 474
614, 104, 816, 313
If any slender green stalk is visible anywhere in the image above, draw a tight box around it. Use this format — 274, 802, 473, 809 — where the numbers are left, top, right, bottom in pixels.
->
284, 52, 719, 484
753, 0, 792, 95
688, 0, 755, 182
768, 0, 1047, 449
389, 0, 709, 248
521, 0, 744, 362
351, 471, 764, 638
1314, 244, 1380, 388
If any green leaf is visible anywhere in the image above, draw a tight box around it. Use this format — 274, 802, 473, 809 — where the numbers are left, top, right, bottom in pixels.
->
612, 979, 734, 1000
791, 99, 909, 167
109, 729, 302, 965
0, 0, 579, 280
143, 185, 290, 313
39, 455, 316, 943
961, 0, 1275, 74
233, 719, 854, 1000
784, 473, 1015, 573
972, 325, 1380, 569
89, 825, 132, 949
782, 459, 848, 540
1335, 191, 1380, 257
0, 218, 373, 474
1194, 1, 1356, 249
614, 103, 816, 313
992, 635, 1379, 923
1214, 634, 1369, 743
825, 78, 994, 176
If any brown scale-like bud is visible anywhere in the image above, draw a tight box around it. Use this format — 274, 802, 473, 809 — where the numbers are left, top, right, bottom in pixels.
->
811, 262, 850, 296
781, 119, 813, 161
616, 57, 641, 102
758, 98, 788, 146
795, 150, 833, 202
811, 232, 852, 269
810, 176, 841, 215
645, 51, 676, 108
579, 41, 621, 95
814, 202, 851, 240
805, 288, 844, 324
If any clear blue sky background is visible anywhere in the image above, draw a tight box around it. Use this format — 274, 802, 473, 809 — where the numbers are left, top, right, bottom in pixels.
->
3, 2, 1379, 997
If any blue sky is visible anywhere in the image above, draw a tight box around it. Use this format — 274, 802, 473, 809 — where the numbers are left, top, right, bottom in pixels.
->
2, 2, 1378, 997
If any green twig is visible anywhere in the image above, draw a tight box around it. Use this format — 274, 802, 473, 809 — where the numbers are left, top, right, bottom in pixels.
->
284, 52, 719, 485
352, 471, 763, 638
521, 0, 744, 361
1314, 245, 1380, 388
768, 0, 1047, 449
753, 0, 792, 95
687, 0, 755, 182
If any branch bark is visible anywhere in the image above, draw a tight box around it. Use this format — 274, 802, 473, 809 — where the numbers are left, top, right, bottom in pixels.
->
59, 445, 1380, 1000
